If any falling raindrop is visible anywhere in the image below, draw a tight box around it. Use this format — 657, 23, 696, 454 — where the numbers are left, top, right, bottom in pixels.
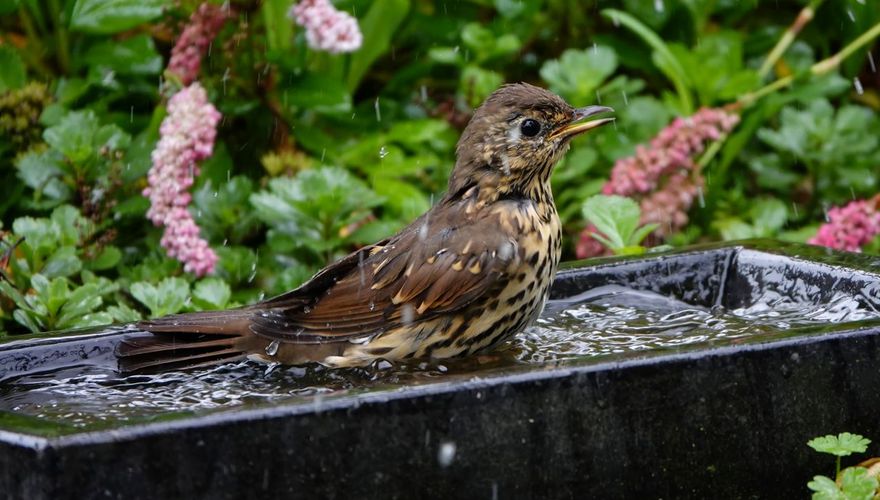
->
222, 68, 231, 95
621, 91, 629, 106
654, 0, 664, 13
697, 186, 705, 208
130, 106, 134, 123
438, 441, 456, 467
847, 9, 855, 22
595, 91, 602, 104
869, 52, 876, 73
420, 85, 428, 103
265, 340, 280, 356
374, 98, 382, 122
792, 203, 799, 218
379, 146, 389, 159
854, 77, 864, 95
358, 251, 366, 287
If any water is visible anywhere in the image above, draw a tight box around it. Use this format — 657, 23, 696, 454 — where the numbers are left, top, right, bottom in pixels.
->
2, 285, 879, 432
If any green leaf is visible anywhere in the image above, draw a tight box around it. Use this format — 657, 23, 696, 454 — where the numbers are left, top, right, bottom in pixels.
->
540, 46, 617, 103
839, 467, 878, 500
42, 246, 83, 278
808, 433, 872, 457
86, 246, 122, 271
83, 34, 162, 75
43, 111, 100, 164
808, 475, 844, 500
192, 278, 231, 310
70, 0, 169, 34
582, 195, 642, 250
601, 9, 693, 113
346, 0, 410, 91
0, 46, 26, 92
131, 277, 190, 317
283, 74, 352, 114
106, 303, 142, 323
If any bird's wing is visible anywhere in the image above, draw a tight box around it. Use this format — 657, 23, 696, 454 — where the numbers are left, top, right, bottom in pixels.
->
250, 206, 521, 342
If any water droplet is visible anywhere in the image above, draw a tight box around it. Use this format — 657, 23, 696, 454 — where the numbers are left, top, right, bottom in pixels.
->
654, 0, 664, 12
847, 9, 855, 22
303, 306, 311, 314
854, 77, 864, 95
369, 301, 376, 311
401, 304, 415, 325
265, 340, 280, 356
438, 441, 456, 467
374, 98, 382, 121
264, 361, 280, 376
379, 146, 389, 159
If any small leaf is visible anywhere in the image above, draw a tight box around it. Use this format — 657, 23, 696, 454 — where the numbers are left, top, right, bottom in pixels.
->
87, 246, 122, 271
106, 303, 142, 323
582, 195, 642, 250
807, 475, 844, 500
43, 111, 100, 164
808, 433, 871, 457
42, 246, 83, 278
839, 467, 879, 500
70, 0, 168, 34
83, 34, 162, 75
192, 278, 231, 310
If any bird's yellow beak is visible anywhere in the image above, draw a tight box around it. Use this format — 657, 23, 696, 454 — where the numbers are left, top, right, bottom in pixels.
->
549, 105, 615, 141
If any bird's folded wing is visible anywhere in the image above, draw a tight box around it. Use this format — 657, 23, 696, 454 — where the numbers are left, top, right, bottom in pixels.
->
250, 210, 520, 342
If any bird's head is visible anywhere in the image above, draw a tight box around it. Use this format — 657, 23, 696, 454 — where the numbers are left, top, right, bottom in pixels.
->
449, 83, 614, 200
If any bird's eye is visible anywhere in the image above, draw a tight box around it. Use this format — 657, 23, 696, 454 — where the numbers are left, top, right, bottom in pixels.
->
520, 119, 541, 137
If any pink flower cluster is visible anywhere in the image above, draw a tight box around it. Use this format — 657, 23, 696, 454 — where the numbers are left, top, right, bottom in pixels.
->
289, 0, 362, 54
808, 196, 880, 252
577, 108, 740, 259
167, 3, 229, 85
144, 83, 221, 276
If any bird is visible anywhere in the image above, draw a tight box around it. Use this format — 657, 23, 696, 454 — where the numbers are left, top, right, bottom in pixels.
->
119, 83, 614, 372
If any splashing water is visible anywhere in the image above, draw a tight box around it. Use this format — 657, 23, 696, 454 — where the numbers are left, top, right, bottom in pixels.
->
2, 285, 879, 431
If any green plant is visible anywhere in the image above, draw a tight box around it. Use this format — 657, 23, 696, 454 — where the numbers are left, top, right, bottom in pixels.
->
581, 194, 658, 256
807, 432, 878, 499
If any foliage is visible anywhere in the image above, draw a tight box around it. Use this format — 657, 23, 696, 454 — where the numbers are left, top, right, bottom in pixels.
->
807, 432, 878, 500
0, 0, 879, 334
582, 195, 657, 255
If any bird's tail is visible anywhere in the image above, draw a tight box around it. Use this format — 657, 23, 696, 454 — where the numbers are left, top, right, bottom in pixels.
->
119, 310, 260, 373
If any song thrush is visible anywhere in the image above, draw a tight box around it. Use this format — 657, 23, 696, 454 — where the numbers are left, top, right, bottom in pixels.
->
121, 83, 614, 372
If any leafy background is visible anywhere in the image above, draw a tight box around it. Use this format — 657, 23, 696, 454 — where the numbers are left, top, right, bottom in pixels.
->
0, 0, 878, 335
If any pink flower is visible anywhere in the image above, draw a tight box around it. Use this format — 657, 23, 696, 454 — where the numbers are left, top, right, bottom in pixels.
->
577, 107, 739, 259
808, 196, 880, 252
289, 0, 362, 54
167, 3, 229, 85
143, 83, 221, 276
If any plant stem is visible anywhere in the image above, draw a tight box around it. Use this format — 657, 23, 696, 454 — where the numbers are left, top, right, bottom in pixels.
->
758, 0, 824, 78
739, 20, 880, 108
47, 0, 70, 74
